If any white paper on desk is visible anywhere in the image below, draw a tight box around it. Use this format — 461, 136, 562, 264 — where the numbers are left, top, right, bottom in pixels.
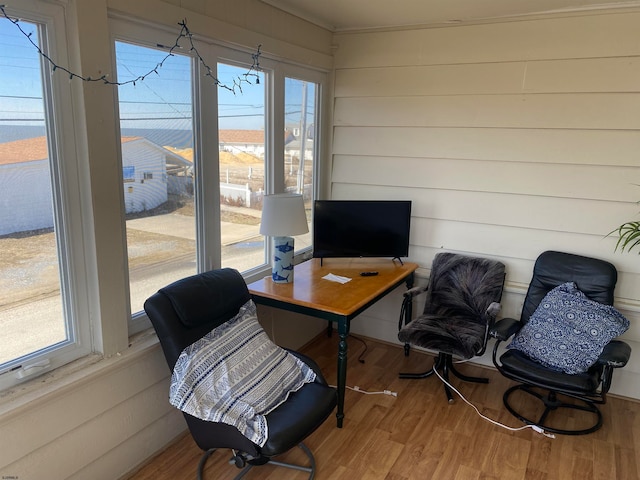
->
322, 273, 352, 284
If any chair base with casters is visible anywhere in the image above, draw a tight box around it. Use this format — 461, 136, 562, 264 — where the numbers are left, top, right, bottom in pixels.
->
399, 351, 488, 403
197, 442, 316, 480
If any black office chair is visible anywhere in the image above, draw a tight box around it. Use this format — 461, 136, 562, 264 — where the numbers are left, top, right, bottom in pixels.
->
144, 268, 337, 479
398, 252, 506, 402
491, 251, 631, 435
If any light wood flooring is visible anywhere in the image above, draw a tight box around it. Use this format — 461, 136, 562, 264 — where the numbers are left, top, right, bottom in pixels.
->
125, 334, 640, 480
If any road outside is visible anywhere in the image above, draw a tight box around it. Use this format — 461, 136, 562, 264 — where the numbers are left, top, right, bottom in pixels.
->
0, 205, 313, 366
0, 206, 263, 365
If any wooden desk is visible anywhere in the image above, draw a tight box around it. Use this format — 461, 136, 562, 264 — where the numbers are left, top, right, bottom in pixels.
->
248, 258, 418, 427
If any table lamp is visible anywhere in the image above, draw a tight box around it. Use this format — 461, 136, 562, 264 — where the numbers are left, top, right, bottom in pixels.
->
260, 193, 309, 283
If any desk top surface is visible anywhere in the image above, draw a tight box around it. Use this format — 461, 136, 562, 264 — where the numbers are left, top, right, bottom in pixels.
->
248, 258, 418, 317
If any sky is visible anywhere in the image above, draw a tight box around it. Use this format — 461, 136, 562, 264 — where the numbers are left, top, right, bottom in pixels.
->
0, 17, 46, 128
0, 13, 314, 145
115, 41, 267, 133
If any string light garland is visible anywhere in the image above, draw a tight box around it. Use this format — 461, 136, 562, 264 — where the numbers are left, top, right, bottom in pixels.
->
0, 4, 261, 94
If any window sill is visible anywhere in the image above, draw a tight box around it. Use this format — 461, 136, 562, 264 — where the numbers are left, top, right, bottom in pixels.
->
0, 328, 160, 418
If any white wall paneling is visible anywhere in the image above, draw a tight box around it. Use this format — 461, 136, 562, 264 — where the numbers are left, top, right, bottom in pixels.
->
333, 126, 640, 166
333, 12, 640, 68
331, 10, 640, 398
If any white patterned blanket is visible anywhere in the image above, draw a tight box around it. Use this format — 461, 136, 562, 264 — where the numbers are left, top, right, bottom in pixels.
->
169, 300, 316, 446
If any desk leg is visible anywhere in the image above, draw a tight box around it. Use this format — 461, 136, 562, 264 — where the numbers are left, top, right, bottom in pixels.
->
406, 271, 415, 289
336, 320, 348, 428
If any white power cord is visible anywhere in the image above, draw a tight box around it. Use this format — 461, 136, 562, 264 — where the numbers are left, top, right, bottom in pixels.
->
331, 384, 398, 397
332, 367, 553, 437
431, 366, 555, 439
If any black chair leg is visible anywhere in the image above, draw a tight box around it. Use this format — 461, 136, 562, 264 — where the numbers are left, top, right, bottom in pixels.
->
399, 351, 447, 379
198, 449, 227, 480
448, 361, 489, 384
268, 443, 316, 479
440, 355, 454, 403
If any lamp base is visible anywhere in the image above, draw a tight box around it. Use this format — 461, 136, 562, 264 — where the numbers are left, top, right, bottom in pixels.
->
272, 236, 295, 283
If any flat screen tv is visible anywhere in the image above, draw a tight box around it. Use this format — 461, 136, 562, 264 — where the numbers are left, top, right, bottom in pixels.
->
312, 200, 411, 262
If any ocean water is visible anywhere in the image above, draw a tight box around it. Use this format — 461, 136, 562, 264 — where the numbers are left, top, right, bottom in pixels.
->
0, 125, 193, 148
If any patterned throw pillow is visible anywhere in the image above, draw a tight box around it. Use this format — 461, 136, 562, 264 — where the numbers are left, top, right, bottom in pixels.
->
169, 299, 316, 446
508, 282, 629, 374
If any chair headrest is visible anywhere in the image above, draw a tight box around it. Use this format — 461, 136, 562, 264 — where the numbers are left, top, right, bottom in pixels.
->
426, 252, 506, 316
159, 268, 251, 328
522, 250, 617, 323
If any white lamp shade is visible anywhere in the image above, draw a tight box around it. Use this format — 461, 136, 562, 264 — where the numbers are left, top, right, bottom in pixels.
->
260, 193, 309, 237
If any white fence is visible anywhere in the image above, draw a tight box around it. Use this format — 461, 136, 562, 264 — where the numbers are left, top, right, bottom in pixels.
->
220, 182, 312, 208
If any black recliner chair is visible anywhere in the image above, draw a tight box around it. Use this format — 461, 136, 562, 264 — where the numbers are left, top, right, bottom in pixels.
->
398, 252, 506, 402
144, 268, 337, 479
491, 250, 632, 435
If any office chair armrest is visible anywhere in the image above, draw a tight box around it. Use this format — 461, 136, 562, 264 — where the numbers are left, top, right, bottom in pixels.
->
596, 340, 632, 368
489, 317, 521, 341
398, 285, 428, 332
485, 302, 501, 318
403, 285, 429, 299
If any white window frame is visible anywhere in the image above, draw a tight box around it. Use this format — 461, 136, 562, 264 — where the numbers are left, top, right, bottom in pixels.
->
0, 1, 93, 390
280, 64, 326, 209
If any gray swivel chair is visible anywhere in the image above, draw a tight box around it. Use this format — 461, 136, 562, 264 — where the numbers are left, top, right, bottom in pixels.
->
398, 252, 506, 402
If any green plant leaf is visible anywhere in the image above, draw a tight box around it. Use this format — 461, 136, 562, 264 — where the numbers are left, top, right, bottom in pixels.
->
612, 221, 640, 254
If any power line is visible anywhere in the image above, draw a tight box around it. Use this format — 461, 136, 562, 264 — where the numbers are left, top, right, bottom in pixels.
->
0, 94, 42, 100
0, 118, 44, 122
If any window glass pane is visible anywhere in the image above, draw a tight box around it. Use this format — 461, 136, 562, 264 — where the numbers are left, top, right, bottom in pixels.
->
0, 18, 70, 369
217, 63, 266, 272
116, 42, 196, 315
285, 77, 316, 251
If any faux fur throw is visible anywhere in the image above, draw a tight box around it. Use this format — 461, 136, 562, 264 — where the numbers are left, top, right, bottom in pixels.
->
398, 253, 505, 359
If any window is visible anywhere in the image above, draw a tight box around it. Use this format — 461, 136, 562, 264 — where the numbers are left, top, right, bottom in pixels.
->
111, 20, 326, 327
123, 165, 135, 182
284, 76, 319, 251
115, 41, 197, 323
0, 4, 91, 389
